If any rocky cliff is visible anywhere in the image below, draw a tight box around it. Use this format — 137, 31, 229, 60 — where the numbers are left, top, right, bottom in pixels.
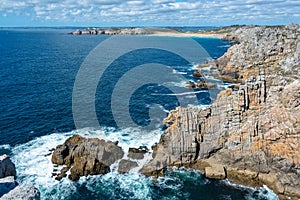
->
54, 24, 299, 199
0, 154, 40, 200
142, 24, 300, 199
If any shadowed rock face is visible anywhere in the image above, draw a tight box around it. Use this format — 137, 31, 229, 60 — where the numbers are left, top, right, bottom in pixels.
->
51, 135, 124, 181
0, 154, 16, 179
142, 25, 300, 199
118, 160, 138, 174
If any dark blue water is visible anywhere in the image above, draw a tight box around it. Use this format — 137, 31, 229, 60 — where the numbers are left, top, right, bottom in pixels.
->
0, 29, 106, 145
0, 29, 228, 146
0, 29, 278, 200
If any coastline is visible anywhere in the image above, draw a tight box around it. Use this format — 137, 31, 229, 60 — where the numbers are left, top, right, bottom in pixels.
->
146, 31, 224, 38
67, 27, 227, 38
9, 24, 298, 199
51, 24, 300, 199
141, 24, 300, 199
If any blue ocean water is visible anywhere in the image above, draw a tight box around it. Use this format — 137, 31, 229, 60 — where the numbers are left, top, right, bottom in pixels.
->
0, 29, 278, 200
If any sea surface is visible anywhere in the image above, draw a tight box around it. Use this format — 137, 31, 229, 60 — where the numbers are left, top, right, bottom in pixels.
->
0, 28, 278, 200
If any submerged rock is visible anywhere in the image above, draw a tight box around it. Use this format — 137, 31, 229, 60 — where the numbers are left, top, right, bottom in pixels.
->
51, 134, 124, 181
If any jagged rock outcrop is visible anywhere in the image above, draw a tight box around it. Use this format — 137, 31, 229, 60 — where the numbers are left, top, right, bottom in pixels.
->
51, 134, 124, 181
128, 147, 148, 160
0, 155, 40, 200
142, 25, 300, 199
214, 24, 300, 82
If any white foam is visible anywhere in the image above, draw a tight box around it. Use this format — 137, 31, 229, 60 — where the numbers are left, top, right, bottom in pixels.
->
151, 90, 206, 96
0, 144, 11, 149
222, 179, 279, 200
172, 69, 187, 75
164, 80, 188, 88
195, 104, 210, 110
10, 127, 162, 199
10, 132, 279, 200
158, 105, 170, 113
82, 172, 153, 200
191, 64, 199, 70
218, 44, 231, 48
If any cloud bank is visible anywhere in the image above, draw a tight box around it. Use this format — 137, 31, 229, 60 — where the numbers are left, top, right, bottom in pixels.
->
0, 0, 299, 26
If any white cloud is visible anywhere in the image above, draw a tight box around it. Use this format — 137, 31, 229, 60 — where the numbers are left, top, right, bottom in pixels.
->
0, 0, 299, 26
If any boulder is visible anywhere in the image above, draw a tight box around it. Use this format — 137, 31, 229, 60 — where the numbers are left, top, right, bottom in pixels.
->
0, 155, 16, 179
196, 80, 217, 89
127, 146, 148, 160
186, 81, 196, 88
0, 185, 40, 200
118, 160, 138, 174
51, 135, 124, 181
205, 164, 226, 179
193, 70, 203, 78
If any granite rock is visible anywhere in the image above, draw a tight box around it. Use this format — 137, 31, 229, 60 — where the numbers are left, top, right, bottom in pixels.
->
52, 134, 124, 181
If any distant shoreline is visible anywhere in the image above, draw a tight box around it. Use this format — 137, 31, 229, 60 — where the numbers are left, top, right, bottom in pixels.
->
67, 27, 242, 39
147, 31, 224, 38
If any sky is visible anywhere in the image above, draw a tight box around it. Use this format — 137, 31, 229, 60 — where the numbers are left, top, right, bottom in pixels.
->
0, 0, 299, 27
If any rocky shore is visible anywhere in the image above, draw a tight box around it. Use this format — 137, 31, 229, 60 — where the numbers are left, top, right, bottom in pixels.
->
142, 24, 300, 199
0, 154, 40, 200
52, 24, 300, 199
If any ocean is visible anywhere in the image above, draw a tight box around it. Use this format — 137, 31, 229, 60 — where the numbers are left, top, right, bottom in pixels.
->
0, 28, 278, 199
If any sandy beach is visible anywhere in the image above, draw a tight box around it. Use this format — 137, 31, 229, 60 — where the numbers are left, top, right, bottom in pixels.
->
149, 30, 225, 38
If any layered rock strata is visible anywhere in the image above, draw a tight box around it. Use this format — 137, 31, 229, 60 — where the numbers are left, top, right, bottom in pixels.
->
142, 24, 300, 199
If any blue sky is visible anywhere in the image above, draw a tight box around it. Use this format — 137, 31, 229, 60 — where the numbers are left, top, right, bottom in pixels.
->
0, 0, 299, 27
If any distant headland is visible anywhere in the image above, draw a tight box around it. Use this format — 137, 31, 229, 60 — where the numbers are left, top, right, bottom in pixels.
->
67, 26, 248, 38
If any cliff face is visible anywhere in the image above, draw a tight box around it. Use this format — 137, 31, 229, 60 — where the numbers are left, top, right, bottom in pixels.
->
142, 24, 300, 198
